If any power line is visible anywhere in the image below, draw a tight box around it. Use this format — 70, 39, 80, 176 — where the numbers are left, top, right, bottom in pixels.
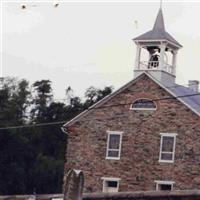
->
0, 74, 198, 103
0, 92, 199, 130
0, 121, 67, 130
64, 91, 200, 126
52, 81, 199, 102
91, 92, 200, 109
0, 80, 197, 116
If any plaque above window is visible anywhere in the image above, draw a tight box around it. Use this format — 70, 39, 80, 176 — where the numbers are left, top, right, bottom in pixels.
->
130, 98, 157, 110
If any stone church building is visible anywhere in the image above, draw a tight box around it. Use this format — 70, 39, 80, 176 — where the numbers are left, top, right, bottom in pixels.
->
62, 7, 200, 193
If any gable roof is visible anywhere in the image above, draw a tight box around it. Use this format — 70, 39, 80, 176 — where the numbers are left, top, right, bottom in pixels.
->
147, 73, 200, 116
167, 84, 200, 115
133, 9, 182, 48
63, 72, 200, 128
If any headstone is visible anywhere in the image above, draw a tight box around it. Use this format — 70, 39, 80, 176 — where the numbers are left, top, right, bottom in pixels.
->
64, 169, 84, 200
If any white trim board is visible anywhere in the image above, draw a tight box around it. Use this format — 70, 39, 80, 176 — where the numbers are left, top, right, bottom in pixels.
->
102, 177, 121, 193
101, 177, 121, 181
154, 180, 175, 191
133, 39, 182, 49
130, 97, 157, 111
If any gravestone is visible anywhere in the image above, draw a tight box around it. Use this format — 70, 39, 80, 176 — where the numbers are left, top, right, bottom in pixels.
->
64, 169, 84, 200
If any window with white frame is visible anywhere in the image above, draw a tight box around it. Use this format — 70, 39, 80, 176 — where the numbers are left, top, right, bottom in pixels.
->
106, 131, 123, 160
130, 98, 157, 110
159, 133, 177, 163
51, 198, 63, 200
102, 177, 121, 193
155, 180, 174, 191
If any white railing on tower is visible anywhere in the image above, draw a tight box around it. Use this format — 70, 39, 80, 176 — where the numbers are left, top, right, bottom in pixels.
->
139, 61, 174, 74
139, 61, 159, 70
163, 64, 173, 74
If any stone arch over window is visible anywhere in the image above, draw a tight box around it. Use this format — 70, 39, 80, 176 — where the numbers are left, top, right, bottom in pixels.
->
130, 98, 157, 110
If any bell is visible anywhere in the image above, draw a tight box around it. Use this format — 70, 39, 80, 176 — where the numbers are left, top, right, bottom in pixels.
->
147, 46, 160, 55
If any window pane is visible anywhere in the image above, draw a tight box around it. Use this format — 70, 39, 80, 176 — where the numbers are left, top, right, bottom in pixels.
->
162, 136, 174, 152
161, 153, 173, 161
159, 184, 172, 191
132, 99, 156, 109
109, 134, 120, 149
104, 180, 119, 193
108, 150, 119, 158
107, 181, 118, 188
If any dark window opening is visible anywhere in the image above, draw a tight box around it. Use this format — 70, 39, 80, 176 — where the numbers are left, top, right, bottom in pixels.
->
158, 184, 172, 191
131, 99, 156, 110
107, 181, 118, 188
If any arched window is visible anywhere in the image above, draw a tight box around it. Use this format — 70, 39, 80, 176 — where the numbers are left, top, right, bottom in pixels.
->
130, 98, 157, 110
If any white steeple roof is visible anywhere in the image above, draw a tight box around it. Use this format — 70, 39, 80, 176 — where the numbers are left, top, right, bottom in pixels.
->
133, 9, 182, 48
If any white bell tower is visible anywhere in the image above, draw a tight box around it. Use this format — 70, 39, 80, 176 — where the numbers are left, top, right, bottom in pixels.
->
133, 8, 182, 86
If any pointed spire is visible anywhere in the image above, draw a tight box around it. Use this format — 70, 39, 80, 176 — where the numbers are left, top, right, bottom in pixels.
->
153, 8, 165, 31
160, 0, 163, 10
133, 6, 182, 48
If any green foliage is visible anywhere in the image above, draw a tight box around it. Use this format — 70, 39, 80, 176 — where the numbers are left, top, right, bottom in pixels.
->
31, 80, 52, 123
0, 77, 113, 195
84, 86, 113, 108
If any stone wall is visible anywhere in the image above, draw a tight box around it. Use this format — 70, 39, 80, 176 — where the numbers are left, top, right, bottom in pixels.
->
2, 191, 200, 200
65, 74, 200, 192
84, 190, 200, 200
0, 194, 63, 200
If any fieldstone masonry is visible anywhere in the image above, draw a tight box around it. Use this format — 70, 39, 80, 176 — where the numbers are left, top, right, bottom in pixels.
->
64, 74, 200, 193
2, 190, 200, 200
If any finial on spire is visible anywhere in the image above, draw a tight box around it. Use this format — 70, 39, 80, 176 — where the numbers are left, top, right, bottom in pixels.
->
160, 0, 163, 9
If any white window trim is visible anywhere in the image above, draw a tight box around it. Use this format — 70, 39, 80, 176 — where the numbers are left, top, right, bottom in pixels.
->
51, 198, 63, 200
130, 98, 157, 111
154, 180, 175, 191
159, 133, 177, 163
101, 177, 121, 193
106, 131, 123, 160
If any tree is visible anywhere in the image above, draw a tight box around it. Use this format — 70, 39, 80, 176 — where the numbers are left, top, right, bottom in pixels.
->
10, 79, 30, 124
0, 78, 113, 195
31, 80, 52, 123
84, 86, 113, 108
0, 78, 32, 194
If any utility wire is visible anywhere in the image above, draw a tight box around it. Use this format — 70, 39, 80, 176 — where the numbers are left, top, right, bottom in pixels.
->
0, 72, 199, 128
90, 92, 200, 109
0, 75, 198, 103
0, 121, 67, 130
0, 81, 196, 117
52, 81, 199, 102
0, 92, 200, 131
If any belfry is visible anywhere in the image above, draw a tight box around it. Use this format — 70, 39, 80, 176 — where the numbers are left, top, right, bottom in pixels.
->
133, 8, 182, 86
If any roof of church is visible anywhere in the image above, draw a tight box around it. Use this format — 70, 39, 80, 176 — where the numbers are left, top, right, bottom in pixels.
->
63, 72, 200, 128
133, 9, 182, 48
167, 83, 200, 115
146, 72, 200, 116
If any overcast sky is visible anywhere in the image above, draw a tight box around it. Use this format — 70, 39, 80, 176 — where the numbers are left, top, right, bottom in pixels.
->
2, 0, 200, 100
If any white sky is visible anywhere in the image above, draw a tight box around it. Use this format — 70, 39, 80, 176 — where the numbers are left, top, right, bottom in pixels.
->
2, 0, 200, 99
